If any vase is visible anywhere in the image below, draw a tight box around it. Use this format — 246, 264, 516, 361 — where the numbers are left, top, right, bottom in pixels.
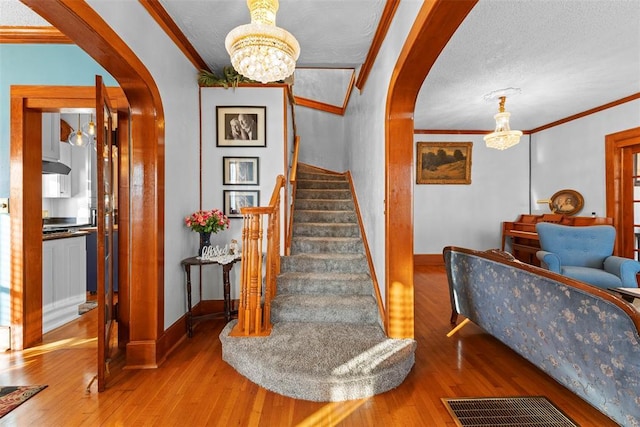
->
198, 231, 212, 256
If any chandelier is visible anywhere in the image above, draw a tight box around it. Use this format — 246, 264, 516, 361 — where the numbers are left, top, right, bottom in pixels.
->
225, 0, 300, 84
483, 96, 522, 150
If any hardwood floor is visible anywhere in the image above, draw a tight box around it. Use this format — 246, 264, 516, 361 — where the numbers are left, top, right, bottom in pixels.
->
0, 266, 617, 426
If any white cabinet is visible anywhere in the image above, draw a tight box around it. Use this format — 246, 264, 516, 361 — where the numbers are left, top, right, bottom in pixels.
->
42, 142, 72, 198
42, 113, 61, 161
42, 235, 87, 333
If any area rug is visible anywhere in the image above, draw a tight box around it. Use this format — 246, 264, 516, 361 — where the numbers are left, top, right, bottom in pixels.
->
0, 385, 47, 418
442, 396, 577, 427
78, 301, 98, 315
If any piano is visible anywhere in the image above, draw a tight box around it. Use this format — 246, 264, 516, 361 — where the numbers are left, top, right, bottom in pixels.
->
502, 213, 613, 266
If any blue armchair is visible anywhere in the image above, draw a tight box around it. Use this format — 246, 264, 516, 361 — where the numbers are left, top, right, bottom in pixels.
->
536, 222, 640, 289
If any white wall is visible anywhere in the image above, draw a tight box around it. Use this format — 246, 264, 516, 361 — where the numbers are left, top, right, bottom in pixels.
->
414, 134, 530, 253
531, 100, 640, 217
295, 106, 347, 172
200, 87, 287, 301
87, 0, 201, 329
343, 1, 422, 307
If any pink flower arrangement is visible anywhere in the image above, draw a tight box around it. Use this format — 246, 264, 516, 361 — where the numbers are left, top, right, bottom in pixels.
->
184, 209, 230, 234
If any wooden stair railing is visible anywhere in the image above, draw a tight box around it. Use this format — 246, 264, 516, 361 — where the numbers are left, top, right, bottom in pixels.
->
285, 136, 300, 255
230, 175, 285, 337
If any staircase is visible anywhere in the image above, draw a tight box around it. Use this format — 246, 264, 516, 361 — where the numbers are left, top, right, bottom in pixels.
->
220, 165, 416, 402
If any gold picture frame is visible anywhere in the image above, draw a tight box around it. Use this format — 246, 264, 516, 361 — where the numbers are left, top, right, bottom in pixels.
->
416, 142, 472, 184
549, 189, 584, 216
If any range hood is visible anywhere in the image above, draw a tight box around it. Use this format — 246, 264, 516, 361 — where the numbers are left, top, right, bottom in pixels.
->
42, 160, 71, 175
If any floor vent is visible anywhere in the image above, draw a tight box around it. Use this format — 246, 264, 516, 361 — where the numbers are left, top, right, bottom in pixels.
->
442, 397, 578, 427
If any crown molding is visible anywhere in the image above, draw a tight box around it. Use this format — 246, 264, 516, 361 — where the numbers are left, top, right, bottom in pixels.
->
355, 0, 400, 91
138, 0, 210, 72
415, 93, 640, 135
0, 26, 72, 44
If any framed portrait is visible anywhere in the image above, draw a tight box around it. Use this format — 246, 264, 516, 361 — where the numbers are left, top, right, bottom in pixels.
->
216, 106, 266, 147
549, 189, 584, 216
416, 142, 472, 184
224, 190, 260, 218
223, 156, 259, 185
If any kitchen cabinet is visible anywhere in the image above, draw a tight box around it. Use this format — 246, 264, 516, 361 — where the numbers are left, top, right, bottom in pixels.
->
42, 142, 72, 198
42, 113, 61, 161
42, 235, 87, 333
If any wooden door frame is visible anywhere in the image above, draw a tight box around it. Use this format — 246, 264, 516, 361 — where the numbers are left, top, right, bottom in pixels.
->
10, 86, 127, 349
16, 1, 165, 369
605, 127, 640, 256
384, 0, 477, 338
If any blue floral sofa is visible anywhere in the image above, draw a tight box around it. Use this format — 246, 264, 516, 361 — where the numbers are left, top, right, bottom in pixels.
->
444, 246, 640, 427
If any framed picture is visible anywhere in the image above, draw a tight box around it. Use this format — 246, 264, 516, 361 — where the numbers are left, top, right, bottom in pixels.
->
224, 190, 260, 218
223, 156, 259, 185
416, 142, 472, 184
549, 189, 584, 216
216, 106, 266, 147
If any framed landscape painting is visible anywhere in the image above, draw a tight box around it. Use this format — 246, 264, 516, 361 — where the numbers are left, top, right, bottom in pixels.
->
216, 106, 266, 147
416, 142, 472, 185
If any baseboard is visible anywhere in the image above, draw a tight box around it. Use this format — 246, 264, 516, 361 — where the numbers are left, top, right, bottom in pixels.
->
414, 254, 444, 266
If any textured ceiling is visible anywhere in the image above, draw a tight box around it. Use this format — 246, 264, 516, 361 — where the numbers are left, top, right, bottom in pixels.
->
158, 0, 386, 70
416, 0, 640, 131
3, 0, 639, 131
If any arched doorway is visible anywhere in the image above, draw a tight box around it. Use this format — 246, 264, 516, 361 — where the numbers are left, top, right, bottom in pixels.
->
16, 0, 164, 368
384, 0, 477, 338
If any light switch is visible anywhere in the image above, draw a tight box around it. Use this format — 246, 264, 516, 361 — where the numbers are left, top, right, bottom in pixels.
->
0, 198, 8, 214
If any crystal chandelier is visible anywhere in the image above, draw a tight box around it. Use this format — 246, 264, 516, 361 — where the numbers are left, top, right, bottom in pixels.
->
225, 0, 300, 84
483, 96, 522, 150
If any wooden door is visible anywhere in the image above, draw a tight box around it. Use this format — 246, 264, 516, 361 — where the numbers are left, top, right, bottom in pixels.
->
96, 75, 117, 391
605, 127, 640, 258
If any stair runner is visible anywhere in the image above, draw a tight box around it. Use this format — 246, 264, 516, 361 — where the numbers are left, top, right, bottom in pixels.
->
220, 164, 416, 402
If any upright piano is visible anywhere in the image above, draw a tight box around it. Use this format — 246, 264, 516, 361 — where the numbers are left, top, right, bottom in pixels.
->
502, 213, 614, 266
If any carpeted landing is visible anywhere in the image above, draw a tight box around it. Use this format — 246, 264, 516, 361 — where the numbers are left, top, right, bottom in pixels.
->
220, 165, 416, 402
220, 321, 415, 402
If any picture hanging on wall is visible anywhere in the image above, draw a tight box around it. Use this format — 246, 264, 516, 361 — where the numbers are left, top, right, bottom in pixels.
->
224, 190, 260, 218
416, 141, 472, 184
223, 156, 259, 185
216, 106, 266, 147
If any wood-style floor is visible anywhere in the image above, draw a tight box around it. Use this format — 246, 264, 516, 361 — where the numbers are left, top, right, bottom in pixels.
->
0, 266, 617, 426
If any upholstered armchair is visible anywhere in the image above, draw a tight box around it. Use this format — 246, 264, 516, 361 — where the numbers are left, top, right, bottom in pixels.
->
536, 222, 640, 289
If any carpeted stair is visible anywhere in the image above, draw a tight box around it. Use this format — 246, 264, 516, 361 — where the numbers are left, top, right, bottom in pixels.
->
220, 164, 416, 402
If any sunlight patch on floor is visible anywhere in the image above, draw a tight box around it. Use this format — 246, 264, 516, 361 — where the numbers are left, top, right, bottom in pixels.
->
295, 399, 367, 427
332, 340, 413, 376
23, 337, 97, 358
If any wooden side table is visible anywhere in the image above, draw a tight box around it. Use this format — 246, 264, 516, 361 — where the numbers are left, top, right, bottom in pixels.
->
181, 256, 240, 337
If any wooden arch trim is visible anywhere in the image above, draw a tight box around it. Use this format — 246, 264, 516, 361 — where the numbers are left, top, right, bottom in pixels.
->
384, 0, 477, 339
20, 0, 165, 368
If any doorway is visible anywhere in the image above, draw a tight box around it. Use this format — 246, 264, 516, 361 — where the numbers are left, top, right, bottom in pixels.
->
605, 127, 640, 258
9, 85, 129, 351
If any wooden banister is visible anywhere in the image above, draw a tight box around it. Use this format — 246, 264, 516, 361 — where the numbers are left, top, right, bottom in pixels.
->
285, 136, 300, 255
230, 175, 286, 337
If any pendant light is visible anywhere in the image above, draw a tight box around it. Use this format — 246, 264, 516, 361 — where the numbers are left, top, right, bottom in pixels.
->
68, 114, 90, 147
82, 113, 96, 137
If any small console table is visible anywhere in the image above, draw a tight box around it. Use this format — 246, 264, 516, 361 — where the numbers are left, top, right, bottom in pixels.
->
181, 256, 240, 337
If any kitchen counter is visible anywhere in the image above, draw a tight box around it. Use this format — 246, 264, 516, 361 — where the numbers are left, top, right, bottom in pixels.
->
42, 230, 90, 241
